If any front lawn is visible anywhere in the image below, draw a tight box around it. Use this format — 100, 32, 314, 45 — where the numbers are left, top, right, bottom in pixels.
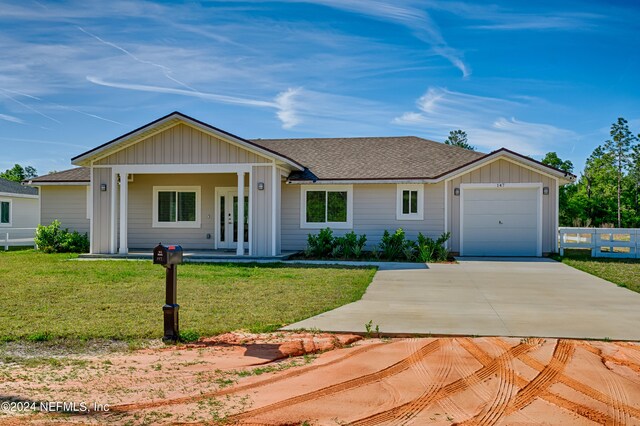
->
0, 251, 375, 341
553, 250, 640, 293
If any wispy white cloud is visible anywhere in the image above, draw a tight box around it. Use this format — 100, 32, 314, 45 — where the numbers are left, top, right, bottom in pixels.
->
274, 87, 302, 129
0, 87, 123, 125
86, 76, 277, 108
422, 1, 605, 31
77, 26, 201, 93
87, 76, 308, 130
0, 113, 23, 124
393, 87, 577, 156
271, 0, 470, 77
0, 89, 61, 124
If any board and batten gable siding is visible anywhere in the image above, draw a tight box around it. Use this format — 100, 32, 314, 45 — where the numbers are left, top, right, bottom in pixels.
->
40, 186, 89, 234
280, 182, 445, 251
447, 158, 557, 254
95, 123, 271, 165
251, 166, 274, 256
92, 168, 112, 253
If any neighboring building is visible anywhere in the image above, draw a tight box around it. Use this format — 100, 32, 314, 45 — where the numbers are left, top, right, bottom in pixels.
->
26, 168, 90, 235
32, 111, 576, 257
0, 177, 39, 247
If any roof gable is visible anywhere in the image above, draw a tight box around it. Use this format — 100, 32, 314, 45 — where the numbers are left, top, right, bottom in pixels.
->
71, 112, 304, 170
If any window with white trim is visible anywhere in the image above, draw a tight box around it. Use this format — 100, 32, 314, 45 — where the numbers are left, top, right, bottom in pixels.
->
396, 184, 424, 220
301, 185, 353, 229
153, 186, 201, 228
0, 200, 10, 226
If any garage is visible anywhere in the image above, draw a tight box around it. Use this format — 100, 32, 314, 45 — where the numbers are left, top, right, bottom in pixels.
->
460, 184, 542, 257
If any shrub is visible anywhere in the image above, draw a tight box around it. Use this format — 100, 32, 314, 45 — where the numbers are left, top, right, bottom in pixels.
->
416, 232, 451, 262
337, 231, 367, 259
379, 228, 408, 260
306, 229, 368, 259
34, 220, 90, 253
306, 228, 335, 258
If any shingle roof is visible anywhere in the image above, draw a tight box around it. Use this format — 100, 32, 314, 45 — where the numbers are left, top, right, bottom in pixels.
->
0, 177, 38, 195
29, 167, 90, 183
251, 136, 486, 180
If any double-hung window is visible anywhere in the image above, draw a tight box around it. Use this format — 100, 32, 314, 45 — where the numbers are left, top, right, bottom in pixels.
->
0, 200, 10, 226
153, 186, 201, 228
301, 185, 352, 229
396, 184, 424, 220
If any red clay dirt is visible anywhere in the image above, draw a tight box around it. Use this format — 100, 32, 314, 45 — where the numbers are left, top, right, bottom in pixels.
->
1, 333, 640, 425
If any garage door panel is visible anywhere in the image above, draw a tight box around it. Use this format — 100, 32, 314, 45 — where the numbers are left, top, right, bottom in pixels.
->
464, 228, 537, 243
462, 187, 539, 257
463, 214, 538, 229
465, 190, 537, 202
464, 200, 537, 215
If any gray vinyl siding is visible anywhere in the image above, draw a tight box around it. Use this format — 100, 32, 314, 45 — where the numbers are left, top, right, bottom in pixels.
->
281, 182, 445, 251
95, 123, 271, 165
251, 166, 274, 256
447, 159, 557, 254
126, 173, 245, 250
40, 186, 89, 234
92, 168, 111, 253
0, 196, 38, 240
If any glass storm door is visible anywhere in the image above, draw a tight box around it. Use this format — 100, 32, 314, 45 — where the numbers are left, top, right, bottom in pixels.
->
218, 190, 248, 249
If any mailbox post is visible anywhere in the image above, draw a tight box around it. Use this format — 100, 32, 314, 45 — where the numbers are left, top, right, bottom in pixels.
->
153, 243, 184, 342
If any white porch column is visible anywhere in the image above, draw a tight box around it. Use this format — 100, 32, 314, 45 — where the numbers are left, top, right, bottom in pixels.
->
236, 172, 245, 256
118, 172, 128, 254
109, 170, 117, 254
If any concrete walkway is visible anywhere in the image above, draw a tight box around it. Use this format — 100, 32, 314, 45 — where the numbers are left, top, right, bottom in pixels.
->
284, 258, 640, 340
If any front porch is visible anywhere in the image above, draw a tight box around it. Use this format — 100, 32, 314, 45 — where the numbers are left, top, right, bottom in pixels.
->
92, 165, 283, 257
79, 249, 297, 262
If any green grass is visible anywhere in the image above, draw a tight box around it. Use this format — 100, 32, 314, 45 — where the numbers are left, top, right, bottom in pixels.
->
0, 250, 375, 341
553, 250, 640, 293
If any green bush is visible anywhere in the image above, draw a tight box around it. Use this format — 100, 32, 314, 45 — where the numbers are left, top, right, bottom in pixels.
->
335, 231, 367, 259
379, 228, 408, 260
306, 228, 335, 258
306, 228, 368, 260
34, 220, 90, 253
416, 232, 451, 262
304, 228, 450, 263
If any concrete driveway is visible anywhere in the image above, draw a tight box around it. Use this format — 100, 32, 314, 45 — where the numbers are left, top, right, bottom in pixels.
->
284, 258, 640, 340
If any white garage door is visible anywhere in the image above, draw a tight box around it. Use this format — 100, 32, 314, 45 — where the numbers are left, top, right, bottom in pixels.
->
461, 186, 540, 257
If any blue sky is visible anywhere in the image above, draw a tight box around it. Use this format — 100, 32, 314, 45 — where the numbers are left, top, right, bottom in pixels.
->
1, 0, 639, 175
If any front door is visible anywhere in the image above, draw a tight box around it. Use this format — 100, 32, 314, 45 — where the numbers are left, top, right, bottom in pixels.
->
217, 189, 248, 250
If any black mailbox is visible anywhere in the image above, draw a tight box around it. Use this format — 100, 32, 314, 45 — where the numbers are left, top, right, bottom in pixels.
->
153, 243, 183, 342
153, 244, 183, 266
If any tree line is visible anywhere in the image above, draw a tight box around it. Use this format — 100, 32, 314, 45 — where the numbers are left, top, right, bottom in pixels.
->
543, 118, 639, 228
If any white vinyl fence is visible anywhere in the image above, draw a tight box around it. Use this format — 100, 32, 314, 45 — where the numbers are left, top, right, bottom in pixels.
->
559, 227, 640, 258
2, 228, 37, 251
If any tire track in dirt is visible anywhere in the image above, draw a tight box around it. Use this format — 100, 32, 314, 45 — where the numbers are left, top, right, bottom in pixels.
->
461, 337, 520, 426
111, 341, 387, 413
465, 338, 615, 425
350, 340, 540, 426
230, 339, 442, 422
390, 338, 456, 426
515, 345, 640, 422
505, 339, 575, 414
589, 345, 632, 425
